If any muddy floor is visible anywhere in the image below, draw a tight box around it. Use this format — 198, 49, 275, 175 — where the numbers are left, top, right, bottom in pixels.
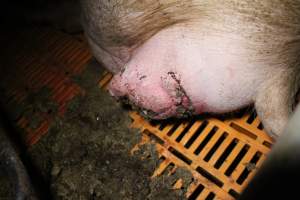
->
0, 61, 192, 200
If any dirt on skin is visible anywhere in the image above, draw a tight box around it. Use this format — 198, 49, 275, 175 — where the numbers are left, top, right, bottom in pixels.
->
25, 60, 193, 200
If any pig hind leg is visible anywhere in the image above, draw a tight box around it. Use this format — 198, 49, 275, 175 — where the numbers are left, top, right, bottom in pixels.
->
255, 67, 300, 138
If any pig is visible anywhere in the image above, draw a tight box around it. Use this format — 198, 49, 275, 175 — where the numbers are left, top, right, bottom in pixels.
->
80, 0, 300, 138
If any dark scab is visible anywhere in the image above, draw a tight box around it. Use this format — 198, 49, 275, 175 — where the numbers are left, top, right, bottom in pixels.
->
175, 87, 185, 99
167, 71, 195, 116
139, 75, 147, 80
167, 71, 181, 84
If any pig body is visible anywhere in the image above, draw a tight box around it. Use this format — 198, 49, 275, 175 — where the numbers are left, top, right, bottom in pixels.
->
81, 0, 300, 138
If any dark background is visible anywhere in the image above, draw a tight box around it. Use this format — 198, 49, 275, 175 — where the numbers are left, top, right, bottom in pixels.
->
0, 0, 81, 32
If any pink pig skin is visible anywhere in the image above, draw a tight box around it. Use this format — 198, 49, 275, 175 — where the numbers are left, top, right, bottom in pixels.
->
108, 25, 265, 119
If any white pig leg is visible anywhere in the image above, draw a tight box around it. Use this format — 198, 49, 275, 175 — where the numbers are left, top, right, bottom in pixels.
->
255, 67, 300, 138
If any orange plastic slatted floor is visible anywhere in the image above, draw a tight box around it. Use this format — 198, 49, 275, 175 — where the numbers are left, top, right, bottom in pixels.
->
4, 28, 273, 200
99, 74, 273, 200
